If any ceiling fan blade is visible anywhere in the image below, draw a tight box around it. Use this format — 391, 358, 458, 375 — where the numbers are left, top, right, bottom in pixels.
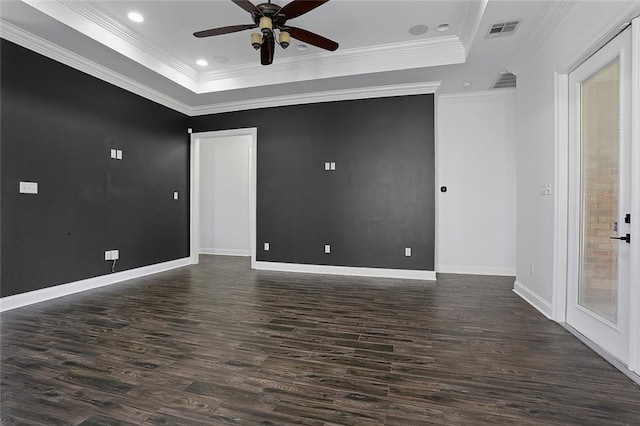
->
287, 26, 338, 51
194, 24, 257, 38
261, 33, 275, 65
279, 0, 329, 19
231, 0, 261, 15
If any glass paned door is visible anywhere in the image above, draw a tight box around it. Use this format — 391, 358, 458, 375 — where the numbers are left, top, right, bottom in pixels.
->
579, 60, 620, 324
567, 28, 631, 364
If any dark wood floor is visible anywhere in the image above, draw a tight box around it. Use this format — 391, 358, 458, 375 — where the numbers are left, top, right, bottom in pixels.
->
2, 256, 639, 425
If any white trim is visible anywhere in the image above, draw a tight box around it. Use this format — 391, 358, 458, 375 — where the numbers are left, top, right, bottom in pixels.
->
629, 17, 640, 375
254, 262, 436, 281
437, 89, 515, 105
459, 0, 488, 56
190, 128, 258, 269
436, 265, 515, 277
189, 133, 200, 265
0, 258, 190, 312
189, 82, 442, 116
508, 1, 574, 76
62, 0, 197, 81
553, 72, 569, 323
20, 0, 198, 92
513, 281, 553, 319
200, 249, 250, 257
433, 90, 440, 277
196, 38, 461, 94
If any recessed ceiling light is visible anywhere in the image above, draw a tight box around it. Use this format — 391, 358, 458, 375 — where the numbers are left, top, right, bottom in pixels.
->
408, 24, 428, 36
214, 56, 229, 64
127, 11, 144, 23
296, 44, 308, 51
196, 59, 208, 67
437, 23, 450, 32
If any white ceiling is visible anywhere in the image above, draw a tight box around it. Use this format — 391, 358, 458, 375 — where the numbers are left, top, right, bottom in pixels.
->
0, 0, 563, 114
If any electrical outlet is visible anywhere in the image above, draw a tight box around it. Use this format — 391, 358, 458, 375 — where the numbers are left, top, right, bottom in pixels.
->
405, 247, 412, 257
116, 150, 123, 160
111, 250, 119, 260
330, 162, 336, 170
324, 244, 331, 254
324, 162, 331, 171
264, 242, 270, 251
105, 250, 112, 261
19, 181, 38, 194
174, 191, 179, 200
110, 149, 117, 159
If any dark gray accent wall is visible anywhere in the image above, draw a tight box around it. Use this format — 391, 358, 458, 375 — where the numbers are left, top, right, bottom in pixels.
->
190, 94, 435, 270
1, 39, 190, 297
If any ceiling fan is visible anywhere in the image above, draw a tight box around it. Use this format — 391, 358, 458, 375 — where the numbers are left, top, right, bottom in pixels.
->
194, 0, 339, 66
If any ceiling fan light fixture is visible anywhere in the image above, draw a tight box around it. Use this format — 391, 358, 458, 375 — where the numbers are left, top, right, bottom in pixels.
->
259, 16, 273, 36
279, 31, 290, 49
251, 32, 263, 49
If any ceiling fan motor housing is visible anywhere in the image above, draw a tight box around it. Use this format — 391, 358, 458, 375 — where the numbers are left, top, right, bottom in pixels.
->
252, 3, 288, 28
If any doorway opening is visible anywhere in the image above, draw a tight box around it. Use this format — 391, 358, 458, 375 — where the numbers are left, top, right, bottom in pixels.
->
190, 128, 258, 268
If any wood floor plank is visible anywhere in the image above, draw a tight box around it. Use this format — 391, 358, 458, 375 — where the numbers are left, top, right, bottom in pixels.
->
2, 255, 639, 424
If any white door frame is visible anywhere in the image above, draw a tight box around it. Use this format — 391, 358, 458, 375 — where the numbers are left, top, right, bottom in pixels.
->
553, 18, 640, 376
190, 128, 258, 268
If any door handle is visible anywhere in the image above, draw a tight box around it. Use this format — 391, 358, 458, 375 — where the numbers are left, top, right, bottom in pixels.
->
610, 234, 631, 243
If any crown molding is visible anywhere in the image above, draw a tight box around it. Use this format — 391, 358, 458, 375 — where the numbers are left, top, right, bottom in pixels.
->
0, 20, 192, 115
21, 0, 199, 92
507, 1, 575, 76
64, 1, 198, 80
188, 81, 442, 116
438, 89, 515, 105
459, 0, 488, 57
196, 36, 463, 94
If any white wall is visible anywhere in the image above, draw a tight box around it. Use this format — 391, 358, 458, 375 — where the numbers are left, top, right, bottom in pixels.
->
436, 90, 517, 276
514, 1, 638, 315
199, 135, 252, 256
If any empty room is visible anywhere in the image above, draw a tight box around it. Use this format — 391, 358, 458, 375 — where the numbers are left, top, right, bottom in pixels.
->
1, 0, 640, 424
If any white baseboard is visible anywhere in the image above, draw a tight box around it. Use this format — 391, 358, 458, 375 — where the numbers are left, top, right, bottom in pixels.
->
200, 248, 251, 257
254, 261, 436, 281
0, 258, 191, 312
436, 264, 516, 276
513, 280, 553, 319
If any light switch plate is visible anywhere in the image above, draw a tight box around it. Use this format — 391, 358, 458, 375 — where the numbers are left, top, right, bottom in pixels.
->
116, 150, 123, 160
405, 247, 412, 257
174, 192, 179, 200
324, 244, 331, 254
330, 162, 336, 171
110, 149, 117, 159
19, 181, 38, 194
324, 162, 331, 171
264, 242, 270, 251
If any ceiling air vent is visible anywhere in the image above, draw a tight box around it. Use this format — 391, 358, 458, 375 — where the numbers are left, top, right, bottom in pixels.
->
491, 71, 517, 89
486, 20, 521, 39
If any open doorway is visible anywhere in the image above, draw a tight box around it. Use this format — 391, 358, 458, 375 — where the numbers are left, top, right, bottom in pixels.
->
190, 128, 258, 268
